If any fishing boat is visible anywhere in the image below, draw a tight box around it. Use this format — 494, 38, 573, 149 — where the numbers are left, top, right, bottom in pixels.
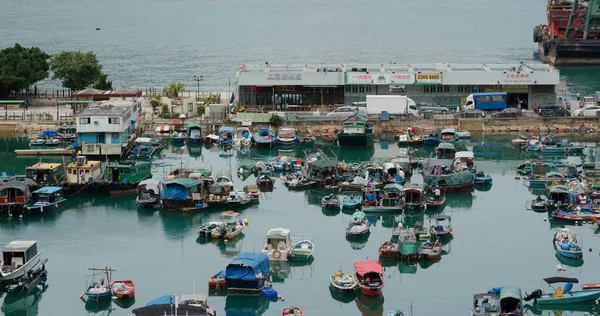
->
474, 171, 492, 185
528, 196, 547, 211
423, 159, 475, 193
82, 267, 114, 301
424, 187, 446, 209
25, 162, 63, 186
544, 172, 565, 190
276, 128, 299, 147
538, 143, 586, 155
225, 252, 270, 294
23, 186, 65, 213
423, 129, 440, 146
403, 184, 424, 209
170, 131, 186, 144
398, 228, 418, 259
218, 126, 234, 146
382, 162, 405, 184
254, 125, 275, 147
342, 194, 362, 209
136, 179, 161, 208
111, 280, 135, 299
135, 136, 164, 151
301, 134, 316, 145
322, 194, 340, 208
0, 241, 43, 284
282, 306, 303, 316
354, 259, 384, 296
346, 211, 370, 239
552, 209, 593, 222
284, 172, 317, 189
546, 185, 571, 212
329, 270, 358, 293
362, 184, 404, 213
204, 134, 219, 144
526, 277, 600, 305
456, 130, 471, 139
553, 228, 583, 259
289, 236, 314, 261
378, 241, 398, 258
440, 128, 457, 143
429, 215, 453, 238
233, 127, 252, 147
186, 122, 203, 144
471, 292, 500, 315
418, 240, 442, 259
128, 144, 156, 160
208, 270, 227, 290
211, 211, 244, 240
261, 228, 294, 261
226, 191, 258, 206
337, 121, 374, 148
435, 143, 456, 159
0, 181, 31, 215
256, 170, 275, 187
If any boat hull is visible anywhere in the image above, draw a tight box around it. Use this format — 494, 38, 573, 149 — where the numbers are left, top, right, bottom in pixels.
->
537, 290, 600, 305
358, 284, 383, 296
112, 280, 135, 299
0, 253, 42, 283
337, 133, 373, 148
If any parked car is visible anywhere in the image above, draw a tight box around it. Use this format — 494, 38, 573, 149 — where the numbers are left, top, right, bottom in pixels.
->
491, 108, 522, 118
455, 109, 485, 118
538, 105, 570, 117
326, 106, 367, 119
416, 101, 450, 114
572, 105, 600, 117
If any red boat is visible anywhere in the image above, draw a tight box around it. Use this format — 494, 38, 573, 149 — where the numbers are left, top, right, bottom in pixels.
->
582, 283, 600, 290
208, 270, 226, 290
354, 259, 384, 296
591, 215, 600, 227
111, 280, 135, 299
552, 211, 592, 222
282, 306, 303, 316
378, 242, 398, 258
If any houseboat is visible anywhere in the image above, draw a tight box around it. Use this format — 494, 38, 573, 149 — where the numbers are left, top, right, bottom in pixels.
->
25, 186, 66, 213
208, 170, 234, 205
61, 156, 103, 193
76, 100, 140, 156
435, 143, 456, 159
161, 177, 211, 212
225, 252, 270, 294
103, 160, 152, 195
186, 122, 203, 144
361, 183, 404, 213
25, 162, 63, 186
0, 241, 43, 284
337, 121, 374, 148
0, 182, 31, 215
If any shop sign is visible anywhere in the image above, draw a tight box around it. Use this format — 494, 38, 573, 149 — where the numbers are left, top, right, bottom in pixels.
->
345, 73, 414, 85
502, 73, 533, 84
267, 73, 302, 80
415, 73, 442, 84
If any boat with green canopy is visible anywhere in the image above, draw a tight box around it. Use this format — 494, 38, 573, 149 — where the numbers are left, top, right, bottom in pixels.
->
361, 183, 404, 213
544, 172, 565, 190
186, 122, 203, 144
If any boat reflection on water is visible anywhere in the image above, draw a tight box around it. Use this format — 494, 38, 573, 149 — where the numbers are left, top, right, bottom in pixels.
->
355, 292, 385, 316
289, 257, 314, 280
337, 146, 375, 163
418, 256, 441, 270
379, 256, 398, 268
524, 301, 599, 315
445, 191, 473, 209
85, 296, 112, 313
160, 211, 203, 241
554, 252, 584, 267
347, 236, 368, 250
474, 182, 493, 192
113, 297, 135, 309
225, 293, 270, 316
2, 284, 48, 316
170, 143, 186, 154
398, 262, 417, 275
270, 261, 291, 283
196, 233, 245, 258
329, 284, 356, 304
187, 142, 203, 158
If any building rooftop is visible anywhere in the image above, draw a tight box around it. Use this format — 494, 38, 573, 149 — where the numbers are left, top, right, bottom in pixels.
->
78, 100, 136, 117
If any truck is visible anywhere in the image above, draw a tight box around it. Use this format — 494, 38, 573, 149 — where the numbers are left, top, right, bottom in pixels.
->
463, 92, 507, 111
365, 95, 418, 116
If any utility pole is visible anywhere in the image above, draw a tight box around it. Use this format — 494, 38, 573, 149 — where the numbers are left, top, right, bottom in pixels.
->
193, 75, 203, 101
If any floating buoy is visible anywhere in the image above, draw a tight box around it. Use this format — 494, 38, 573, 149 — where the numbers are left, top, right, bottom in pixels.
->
243, 218, 249, 226
543, 218, 547, 221
589, 248, 592, 252
95, 27, 101, 31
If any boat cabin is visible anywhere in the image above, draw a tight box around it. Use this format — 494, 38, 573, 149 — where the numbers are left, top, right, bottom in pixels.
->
65, 156, 102, 184
31, 186, 63, 204
453, 151, 474, 171
436, 143, 456, 159
210, 169, 234, 195
106, 161, 151, 184
472, 293, 499, 315
342, 121, 369, 134
0, 181, 30, 211
404, 184, 424, 206
263, 228, 292, 253
219, 126, 234, 144
2, 241, 38, 272
306, 159, 339, 184
440, 128, 457, 143
548, 185, 570, 206
544, 172, 565, 188
26, 162, 63, 185
382, 162, 404, 183
186, 123, 203, 141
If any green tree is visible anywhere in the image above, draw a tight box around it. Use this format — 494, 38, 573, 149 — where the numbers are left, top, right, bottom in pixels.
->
0, 44, 50, 98
161, 104, 170, 119
93, 73, 113, 90
50, 51, 103, 91
164, 82, 185, 98
148, 94, 162, 118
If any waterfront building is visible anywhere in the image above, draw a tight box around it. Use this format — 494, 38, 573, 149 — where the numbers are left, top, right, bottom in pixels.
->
76, 100, 141, 156
234, 63, 561, 110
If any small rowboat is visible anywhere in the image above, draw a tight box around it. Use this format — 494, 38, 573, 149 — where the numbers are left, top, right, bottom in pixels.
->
282, 306, 303, 316
111, 280, 135, 299
582, 283, 600, 290
378, 241, 398, 258
552, 210, 592, 222
322, 194, 340, 209
418, 240, 442, 259
329, 270, 358, 293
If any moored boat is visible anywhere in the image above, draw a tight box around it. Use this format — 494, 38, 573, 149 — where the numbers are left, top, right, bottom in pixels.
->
254, 125, 275, 147
170, 131, 186, 144
403, 184, 424, 209
342, 194, 362, 209
136, 179, 161, 208
289, 238, 314, 261
418, 240, 442, 260
378, 241, 398, 258
208, 270, 227, 290
322, 194, 340, 208
337, 121, 374, 148
398, 227, 418, 259
0, 181, 31, 215
528, 196, 547, 211
423, 129, 440, 146
211, 211, 245, 240
225, 252, 270, 294
354, 259, 384, 296
429, 215, 453, 238
186, 122, 203, 144
276, 128, 299, 147
0, 241, 43, 284
440, 128, 457, 143
553, 228, 583, 259
456, 130, 471, 139
329, 270, 358, 293
83, 267, 114, 302
24, 186, 65, 213
233, 127, 252, 147
346, 211, 370, 239
424, 186, 446, 209
525, 277, 600, 305
218, 126, 234, 146
256, 170, 275, 187
473, 171, 492, 185
282, 306, 303, 316
111, 280, 135, 299
471, 292, 500, 315
261, 227, 294, 261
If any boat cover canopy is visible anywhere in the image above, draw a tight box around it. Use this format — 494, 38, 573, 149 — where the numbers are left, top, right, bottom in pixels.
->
219, 126, 234, 134
351, 211, 366, 220
32, 186, 62, 194
499, 287, 522, 300
354, 259, 383, 277
441, 128, 456, 134
436, 143, 455, 150
132, 304, 207, 316
0, 181, 30, 194
423, 159, 454, 176
186, 122, 201, 133
308, 159, 337, 169
225, 252, 269, 281
139, 179, 160, 194
39, 130, 58, 139
161, 178, 201, 200
146, 295, 176, 306
543, 277, 579, 284
433, 214, 452, 221
473, 293, 498, 300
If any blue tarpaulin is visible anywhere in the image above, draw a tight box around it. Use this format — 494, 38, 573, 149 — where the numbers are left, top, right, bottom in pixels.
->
146, 295, 175, 306
161, 178, 201, 201
40, 130, 58, 138
225, 252, 269, 282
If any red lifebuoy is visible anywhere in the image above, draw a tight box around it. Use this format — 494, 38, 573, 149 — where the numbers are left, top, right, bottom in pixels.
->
112, 133, 119, 139
272, 250, 281, 259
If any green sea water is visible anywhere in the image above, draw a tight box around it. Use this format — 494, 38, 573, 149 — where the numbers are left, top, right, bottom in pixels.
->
1, 135, 600, 315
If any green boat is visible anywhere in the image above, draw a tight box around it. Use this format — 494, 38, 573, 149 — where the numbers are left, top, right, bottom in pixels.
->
498, 287, 524, 315
336, 121, 373, 148
104, 161, 152, 194
397, 228, 418, 259
538, 144, 585, 155
186, 122, 203, 144
533, 277, 600, 305
289, 235, 314, 261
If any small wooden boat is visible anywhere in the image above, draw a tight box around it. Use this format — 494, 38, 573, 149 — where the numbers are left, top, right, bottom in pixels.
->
582, 283, 600, 290
289, 239, 314, 261
83, 267, 114, 301
284, 173, 316, 189
528, 196, 547, 211
256, 171, 275, 187
551, 210, 592, 222
321, 194, 340, 208
329, 270, 358, 293
424, 187, 445, 209
170, 132, 186, 144
554, 228, 583, 259
211, 211, 244, 240
418, 240, 442, 259
342, 194, 362, 209
111, 280, 135, 299
378, 241, 398, 258
473, 171, 492, 185
282, 306, 303, 316
207, 270, 226, 290
354, 259, 384, 296
346, 211, 370, 239
456, 130, 471, 139
301, 135, 316, 145
398, 228, 418, 259
429, 215, 453, 238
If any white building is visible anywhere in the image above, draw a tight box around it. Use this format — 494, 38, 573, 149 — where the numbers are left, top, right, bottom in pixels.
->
76, 100, 141, 156
234, 62, 561, 110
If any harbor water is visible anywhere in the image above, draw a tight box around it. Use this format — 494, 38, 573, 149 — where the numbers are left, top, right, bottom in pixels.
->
0, 0, 599, 94
2, 135, 600, 315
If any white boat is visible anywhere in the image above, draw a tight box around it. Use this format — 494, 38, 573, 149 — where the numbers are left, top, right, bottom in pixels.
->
261, 228, 294, 261
276, 128, 299, 146
233, 127, 253, 147
1, 241, 42, 283
226, 191, 257, 206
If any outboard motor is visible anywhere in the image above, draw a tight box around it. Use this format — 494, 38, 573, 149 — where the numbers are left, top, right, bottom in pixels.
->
524, 289, 543, 302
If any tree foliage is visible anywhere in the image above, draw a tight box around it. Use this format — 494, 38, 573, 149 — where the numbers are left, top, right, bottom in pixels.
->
50, 51, 103, 91
0, 44, 50, 98
93, 73, 113, 90
164, 82, 185, 98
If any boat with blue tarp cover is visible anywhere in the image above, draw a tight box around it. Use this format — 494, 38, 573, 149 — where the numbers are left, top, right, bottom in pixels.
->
160, 178, 211, 212
225, 252, 270, 294
553, 228, 583, 259
24, 186, 65, 213
254, 126, 275, 147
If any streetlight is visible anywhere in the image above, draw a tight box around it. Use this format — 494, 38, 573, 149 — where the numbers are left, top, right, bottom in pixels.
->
193, 75, 203, 101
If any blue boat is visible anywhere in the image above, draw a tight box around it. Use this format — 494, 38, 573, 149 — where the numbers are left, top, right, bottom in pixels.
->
146, 295, 175, 306
170, 131, 186, 144
84, 267, 114, 301
553, 228, 583, 259
25, 186, 66, 212
440, 128, 457, 143
529, 277, 600, 305
225, 252, 270, 294
218, 126, 234, 146
456, 130, 471, 139
342, 194, 362, 209
480, 286, 524, 315
473, 171, 492, 185
254, 126, 275, 147
423, 130, 440, 146
128, 145, 156, 160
